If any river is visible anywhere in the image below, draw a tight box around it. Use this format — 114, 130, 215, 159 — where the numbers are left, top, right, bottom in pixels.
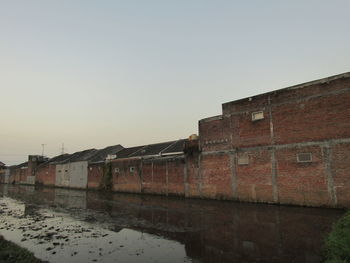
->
0, 184, 344, 262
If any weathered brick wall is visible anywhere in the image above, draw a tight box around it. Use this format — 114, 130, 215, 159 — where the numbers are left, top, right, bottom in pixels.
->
197, 74, 350, 207
9, 167, 27, 184
183, 155, 198, 198
16, 73, 349, 208
167, 159, 185, 196
200, 153, 232, 199
331, 142, 350, 207
111, 159, 142, 193
87, 163, 103, 189
109, 157, 186, 196
36, 164, 56, 186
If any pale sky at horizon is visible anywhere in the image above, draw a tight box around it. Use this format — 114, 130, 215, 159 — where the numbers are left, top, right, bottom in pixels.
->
1, 0, 350, 165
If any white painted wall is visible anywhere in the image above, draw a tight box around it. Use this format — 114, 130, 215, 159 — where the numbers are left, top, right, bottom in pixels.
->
4, 169, 10, 184
55, 161, 88, 189
56, 163, 70, 187
69, 161, 88, 188
26, 176, 35, 185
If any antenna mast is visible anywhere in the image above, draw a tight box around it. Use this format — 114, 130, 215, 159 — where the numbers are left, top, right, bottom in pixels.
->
60, 143, 65, 155
41, 144, 47, 157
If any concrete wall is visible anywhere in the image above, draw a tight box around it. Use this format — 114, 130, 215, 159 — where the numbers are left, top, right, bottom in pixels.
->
56, 161, 88, 189
4, 169, 9, 184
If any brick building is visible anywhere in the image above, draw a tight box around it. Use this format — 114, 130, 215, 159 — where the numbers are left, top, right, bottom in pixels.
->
3, 72, 350, 208
87, 145, 124, 189
35, 145, 123, 188
36, 154, 71, 186
195, 72, 350, 207
0, 161, 6, 184
104, 140, 188, 195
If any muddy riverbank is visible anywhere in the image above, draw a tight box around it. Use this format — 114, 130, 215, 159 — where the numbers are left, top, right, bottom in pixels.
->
0, 235, 43, 262
0, 184, 345, 262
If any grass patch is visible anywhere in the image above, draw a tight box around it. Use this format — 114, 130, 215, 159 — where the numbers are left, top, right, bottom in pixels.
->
323, 211, 350, 263
0, 236, 42, 263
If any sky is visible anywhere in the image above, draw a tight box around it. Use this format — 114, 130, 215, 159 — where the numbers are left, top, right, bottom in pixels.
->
1, 0, 350, 165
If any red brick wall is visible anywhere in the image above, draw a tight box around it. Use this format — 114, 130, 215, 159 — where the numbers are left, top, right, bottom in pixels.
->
87, 163, 103, 189
273, 91, 350, 144
197, 74, 350, 208
276, 145, 331, 206
9, 168, 27, 184
331, 142, 350, 207
185, 154, 201, 198
108, 157, 186, 196
167, 159, 185, 196
111, 159, 142, 193
236, 149, 274, 203
19, 74, 349, 208
200, 153, 232, 199
36, 164, 56, 186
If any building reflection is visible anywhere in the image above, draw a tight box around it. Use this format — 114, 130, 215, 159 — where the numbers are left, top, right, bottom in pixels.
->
0, 184, 343, 263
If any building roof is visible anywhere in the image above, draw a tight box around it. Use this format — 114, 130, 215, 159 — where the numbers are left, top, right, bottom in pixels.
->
44, 154, 72, 165
88, 145, 124, 163
162, 139, 187, 154
38, 145, 124, 166
8, 162, 28, 170
221, 71, 350, 108
115, 140, 186, 159
62, 149, 98, 163
115, 146, 145, 159
0, 161, 5, 167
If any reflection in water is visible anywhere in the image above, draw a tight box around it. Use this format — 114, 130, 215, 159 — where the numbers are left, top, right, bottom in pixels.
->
0, 184, 344, 263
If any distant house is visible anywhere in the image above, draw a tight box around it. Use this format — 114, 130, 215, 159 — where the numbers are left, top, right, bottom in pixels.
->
55, 149, 98, 188
36, 154, 72, 186
87, 145, 124, 189
7, 156, 48, 185
0, 161, 6, 184
108, 139, 187, 194
55, 145, 123, 189
8, 162, 28, 184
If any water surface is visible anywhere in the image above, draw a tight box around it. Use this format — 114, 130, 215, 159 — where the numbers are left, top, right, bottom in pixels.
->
0, 185, 344, 262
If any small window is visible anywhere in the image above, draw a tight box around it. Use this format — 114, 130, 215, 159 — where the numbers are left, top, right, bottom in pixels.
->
238, 153, 249, 165
129, 166, 135, 173
58, 170, 61, 173
65, 170, 68, 172
115, 168, 120, 173
252, 111, 264, 121
297, 153, 312, 163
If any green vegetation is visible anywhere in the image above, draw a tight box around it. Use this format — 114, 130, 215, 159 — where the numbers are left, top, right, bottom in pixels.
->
99, 162, 113, 191
0, 236, 42, 263
324, 211, 350, 263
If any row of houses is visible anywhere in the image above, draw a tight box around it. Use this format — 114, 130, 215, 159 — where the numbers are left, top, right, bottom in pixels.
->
1, 140, 192, 194
1, 71, 350, 208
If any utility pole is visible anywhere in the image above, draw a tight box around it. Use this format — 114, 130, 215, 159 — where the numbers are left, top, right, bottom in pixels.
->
41, 144, 47, 157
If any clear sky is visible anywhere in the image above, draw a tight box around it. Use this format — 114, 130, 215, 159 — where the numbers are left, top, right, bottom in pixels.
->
1, 0, 350, 165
